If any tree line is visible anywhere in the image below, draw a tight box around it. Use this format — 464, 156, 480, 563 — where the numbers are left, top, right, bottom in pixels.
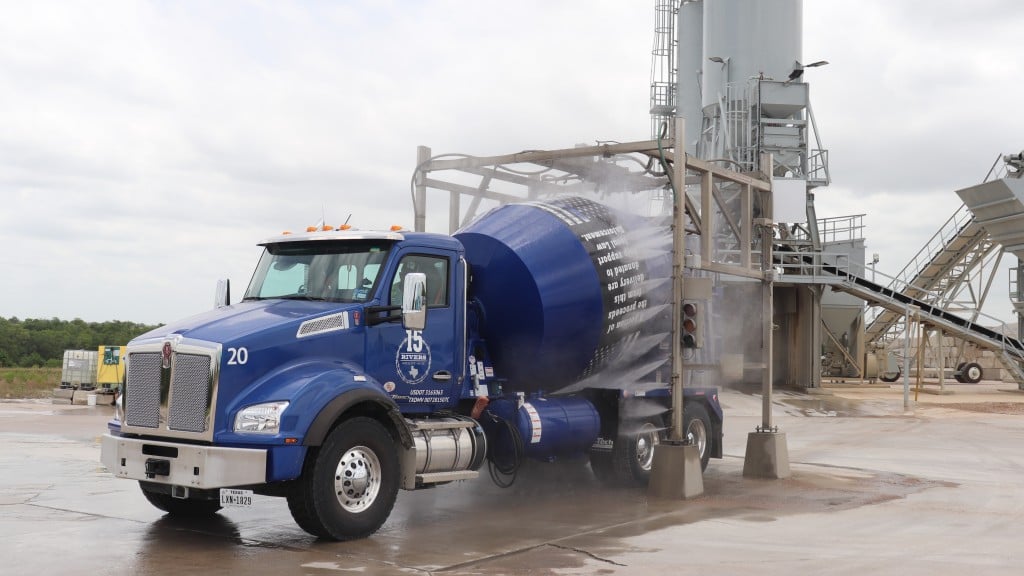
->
0, 317, 160, 368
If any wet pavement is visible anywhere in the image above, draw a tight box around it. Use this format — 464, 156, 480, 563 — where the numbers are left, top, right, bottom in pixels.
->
4, 383, 1024, 575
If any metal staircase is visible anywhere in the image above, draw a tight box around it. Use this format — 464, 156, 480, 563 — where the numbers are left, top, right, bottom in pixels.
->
803, 169, 1024, 388
860, 152, 1019, 348
864, 204, 996, 347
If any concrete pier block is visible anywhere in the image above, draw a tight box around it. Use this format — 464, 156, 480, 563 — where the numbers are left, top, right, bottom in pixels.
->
648, 442, 704, 500
743, 431, 791, 479
52, 388, 75, 400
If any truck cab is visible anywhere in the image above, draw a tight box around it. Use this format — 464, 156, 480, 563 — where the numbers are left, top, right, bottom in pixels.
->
103, 228, 486, 538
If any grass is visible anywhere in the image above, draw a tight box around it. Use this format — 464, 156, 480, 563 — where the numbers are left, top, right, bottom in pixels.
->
0, 367, 62, 399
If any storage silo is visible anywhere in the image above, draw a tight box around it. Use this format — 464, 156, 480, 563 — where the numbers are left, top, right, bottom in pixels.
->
675, 0, 703, 155
701, 0, 803, 108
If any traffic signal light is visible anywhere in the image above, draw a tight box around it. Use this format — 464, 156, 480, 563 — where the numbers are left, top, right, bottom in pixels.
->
681, 301, 701, 348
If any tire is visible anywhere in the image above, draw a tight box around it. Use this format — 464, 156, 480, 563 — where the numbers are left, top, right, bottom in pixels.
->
287, 417, 399, 541
879, 370, 901, 383
684, 403, 712, 472
961, 362, 983, 384
139, 482, 222, 517
590, 416, 664, 486
953, 362, 967, 383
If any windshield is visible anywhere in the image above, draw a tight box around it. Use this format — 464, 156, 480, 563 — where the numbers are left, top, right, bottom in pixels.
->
243, 240, 393, 303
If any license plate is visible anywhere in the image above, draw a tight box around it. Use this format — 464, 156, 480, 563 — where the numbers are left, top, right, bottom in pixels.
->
219, 488, 254, 507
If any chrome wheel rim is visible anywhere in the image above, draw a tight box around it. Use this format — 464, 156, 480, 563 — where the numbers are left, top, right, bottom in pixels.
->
635, 422, 660, 472
686, 418, 707, 460
334, 445, 381, 513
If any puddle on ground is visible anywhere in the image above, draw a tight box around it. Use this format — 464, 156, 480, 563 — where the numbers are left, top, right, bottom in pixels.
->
776, 396, 896, 418
451, 465, 956, 574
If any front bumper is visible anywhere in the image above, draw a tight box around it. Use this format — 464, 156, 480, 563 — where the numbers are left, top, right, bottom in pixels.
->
101, 434, 267, 489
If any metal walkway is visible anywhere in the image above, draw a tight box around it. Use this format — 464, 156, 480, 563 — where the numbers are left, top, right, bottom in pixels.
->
862, 154, 1023, 349
863, 204, 996, 348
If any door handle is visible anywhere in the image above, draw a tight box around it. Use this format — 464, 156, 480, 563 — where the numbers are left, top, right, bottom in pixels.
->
432, 370, 452, 382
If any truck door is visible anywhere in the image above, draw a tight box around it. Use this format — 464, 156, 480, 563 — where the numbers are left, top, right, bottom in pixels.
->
367, 252, 460, 411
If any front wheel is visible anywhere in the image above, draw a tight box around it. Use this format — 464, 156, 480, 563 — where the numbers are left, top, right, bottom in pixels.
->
287, 417, 399, 541
139, 482, 222, 517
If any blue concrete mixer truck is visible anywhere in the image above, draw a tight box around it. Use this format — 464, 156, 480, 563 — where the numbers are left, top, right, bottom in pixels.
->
101, 196, 723, 540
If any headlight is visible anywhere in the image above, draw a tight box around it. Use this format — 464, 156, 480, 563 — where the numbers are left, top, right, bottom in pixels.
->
234, 401, 290, 434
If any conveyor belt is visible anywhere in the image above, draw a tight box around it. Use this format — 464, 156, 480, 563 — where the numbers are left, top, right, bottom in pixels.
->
863, 211, 993, 347
779, 248, 1024, 388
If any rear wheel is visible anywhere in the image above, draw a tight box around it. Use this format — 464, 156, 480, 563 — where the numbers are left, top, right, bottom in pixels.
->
879, 370, 901, 383
590, 416, 663, 486
287, 417, 399, 541
961, 362, 983, 384
139, 482, 222, 517
954, 362, 967, 383
684, 403, 712, 471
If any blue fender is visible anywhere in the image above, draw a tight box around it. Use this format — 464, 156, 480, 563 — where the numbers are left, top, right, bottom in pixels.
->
220, 359, 408, 449
219, 360, 409, 483
304, 385, 412, 449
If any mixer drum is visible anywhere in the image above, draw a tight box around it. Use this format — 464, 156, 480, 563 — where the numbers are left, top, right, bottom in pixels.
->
455, 197, 658, 392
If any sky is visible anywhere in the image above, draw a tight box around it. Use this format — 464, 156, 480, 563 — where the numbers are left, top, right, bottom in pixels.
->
1, 0, 1022, 327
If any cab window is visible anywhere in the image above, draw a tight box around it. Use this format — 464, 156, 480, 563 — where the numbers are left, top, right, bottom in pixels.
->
389, 255, 448, 307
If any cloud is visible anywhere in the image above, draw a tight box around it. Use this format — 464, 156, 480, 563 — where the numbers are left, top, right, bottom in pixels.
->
0, 1, 1019, 325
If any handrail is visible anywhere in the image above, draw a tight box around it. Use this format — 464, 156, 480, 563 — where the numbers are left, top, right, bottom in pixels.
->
888, 203, 976, 290
984, 152, 1008, 182
818, 214, 865, 243
1012, 265, 1024, 310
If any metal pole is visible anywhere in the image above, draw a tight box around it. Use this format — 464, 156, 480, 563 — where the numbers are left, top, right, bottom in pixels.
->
938, 328, 945, 393
1017, 259, 1024, 343
449, 190, 461, 235
903, 304, 911, 412
670, 117, 687, 443
759, 152, 774, 431
921, 319, 929, 391
761, 219, 774, 430
414, 146, 430, 232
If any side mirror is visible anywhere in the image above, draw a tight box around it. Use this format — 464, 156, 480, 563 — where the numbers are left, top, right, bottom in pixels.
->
402, 272, 427, 330
215, 279, 231, 308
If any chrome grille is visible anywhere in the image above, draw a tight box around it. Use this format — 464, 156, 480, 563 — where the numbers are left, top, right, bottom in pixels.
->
168, 353, 212, 433
125, 352, 161, 428
121, 339, 218, 440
